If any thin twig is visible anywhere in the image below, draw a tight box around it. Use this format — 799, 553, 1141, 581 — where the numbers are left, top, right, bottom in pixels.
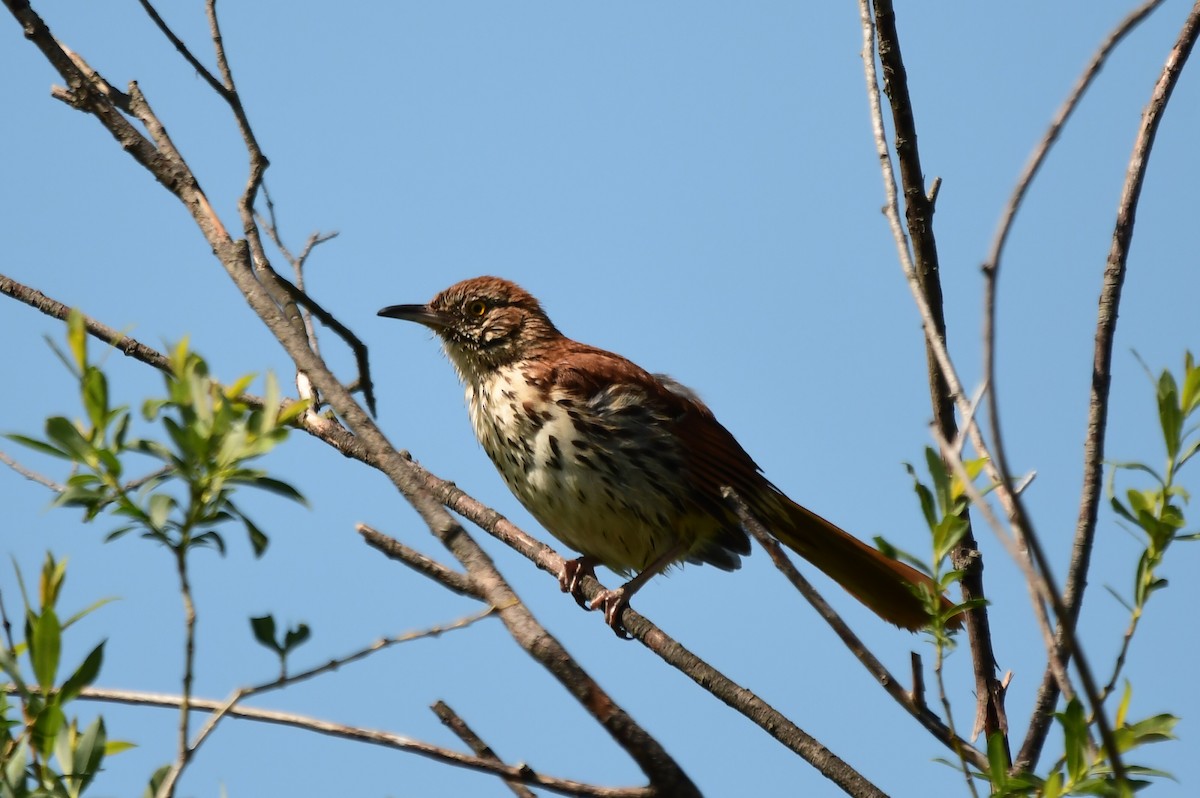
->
156, 546, 198, 798
432, 700, 538, 798
357, 523, 480, 597
0, 449, 65, 492
183, 608, 497, 766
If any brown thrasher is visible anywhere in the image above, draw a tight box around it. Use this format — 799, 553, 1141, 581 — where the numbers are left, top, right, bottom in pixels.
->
380, 276, 955, 634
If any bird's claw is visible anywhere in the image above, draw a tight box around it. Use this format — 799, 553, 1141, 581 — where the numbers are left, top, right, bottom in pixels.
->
560, 558, 632, 638
560, 556, 598, 609
590, 588, 632, 639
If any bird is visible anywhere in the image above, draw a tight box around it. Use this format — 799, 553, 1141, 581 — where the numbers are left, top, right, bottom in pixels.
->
379, 276, 958, 635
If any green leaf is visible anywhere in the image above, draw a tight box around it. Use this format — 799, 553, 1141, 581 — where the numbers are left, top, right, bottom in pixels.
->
81, 367, 109, 434
282, 623, 311, 654
59, 642, 105, 703
1181, 352, 1200, 416
250, 615, 280, 653
1126, 712, 1178, 744
30, 608, 62, 691
904, 461, 938, 530
189, 530, 227, 555
985, 731, 1009, 789
31, 700, 65, 758
40, 554, 67, 609
147, 493, 176, 533
104, 739, 137, 755
62, 595, 117, 630
1057, 698, 1089, 784
45, 417, 94, 464
3, 739, 29, 792
1043, 769, 1064, 798
1158, 370, 1182, 462
241, 513, 269, 557
232, 475, 307, 505
143, 764, 171, 798
4, 432, 72, 460
68, 717, 107, 797
924, 447, 952, 516
67, 308, 87, 372
277, 398, 310, 426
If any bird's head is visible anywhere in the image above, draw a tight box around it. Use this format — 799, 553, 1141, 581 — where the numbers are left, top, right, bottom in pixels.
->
379, 276, 561, 382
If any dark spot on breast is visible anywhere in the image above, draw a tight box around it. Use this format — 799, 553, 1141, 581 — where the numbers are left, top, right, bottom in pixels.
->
572, 438, 591, 451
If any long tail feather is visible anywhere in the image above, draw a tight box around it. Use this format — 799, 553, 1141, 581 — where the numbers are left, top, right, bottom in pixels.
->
770, 498, 960, 631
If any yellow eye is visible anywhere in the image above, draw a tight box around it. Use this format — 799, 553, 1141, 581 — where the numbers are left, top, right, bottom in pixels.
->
466, 300, 487, 317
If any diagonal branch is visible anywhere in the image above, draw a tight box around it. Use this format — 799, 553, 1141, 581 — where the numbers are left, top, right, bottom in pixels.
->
724, 488, 989, 772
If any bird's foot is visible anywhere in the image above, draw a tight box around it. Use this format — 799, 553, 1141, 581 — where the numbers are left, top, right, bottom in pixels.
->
589, 588, 632, 640
559, 556, 600, 609
560, 557, 631, 638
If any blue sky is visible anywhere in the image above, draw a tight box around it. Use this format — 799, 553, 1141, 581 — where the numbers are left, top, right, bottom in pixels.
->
2, 2, 1198, 796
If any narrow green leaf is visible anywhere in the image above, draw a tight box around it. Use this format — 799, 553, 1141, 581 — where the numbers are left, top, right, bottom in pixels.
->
1158, 370, 1182, 461
241, 514, 269, 557
234, 475, 307, 505
924, 447, 952, 515
70, 716, 106, 793
59, 641, 105, 703
62, 596, 118, 629
904, 461, 938, 530
30, 608, 62, 690
189, 530, 227, 555
985, 731, 1008, 788
31, 700, 66, 757
3, 739, 29, 791
67, 308, 87, 372
277, 398, 310, 426
4, 432, 71, 459
82, 367, 109, 434
1181, 352, 1200, 415
104, 740, 137, 755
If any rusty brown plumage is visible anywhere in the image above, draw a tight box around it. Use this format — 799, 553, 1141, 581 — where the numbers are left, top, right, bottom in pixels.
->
380, 276, 957, 634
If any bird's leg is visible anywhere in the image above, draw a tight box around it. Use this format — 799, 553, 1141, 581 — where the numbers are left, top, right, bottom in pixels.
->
560, 555, 602, 609
590, 542, 688, 638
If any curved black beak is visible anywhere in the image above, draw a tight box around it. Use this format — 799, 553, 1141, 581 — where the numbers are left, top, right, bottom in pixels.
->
377, 304, 449, 329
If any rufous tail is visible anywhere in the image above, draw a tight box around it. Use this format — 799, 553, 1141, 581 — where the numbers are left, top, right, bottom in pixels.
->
771, 498, 961, 631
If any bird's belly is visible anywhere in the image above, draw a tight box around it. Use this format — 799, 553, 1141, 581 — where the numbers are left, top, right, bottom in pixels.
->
469, 376, 695, 574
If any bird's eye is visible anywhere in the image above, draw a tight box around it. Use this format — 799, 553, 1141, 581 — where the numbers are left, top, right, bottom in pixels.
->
466, 300, 487, 317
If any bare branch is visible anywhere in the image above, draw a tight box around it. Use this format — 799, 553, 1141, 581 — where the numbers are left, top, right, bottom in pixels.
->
432, 700, 538, 798
15, 685, 651, 798
0, 449, 65, 492
357, 523, 480, 597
